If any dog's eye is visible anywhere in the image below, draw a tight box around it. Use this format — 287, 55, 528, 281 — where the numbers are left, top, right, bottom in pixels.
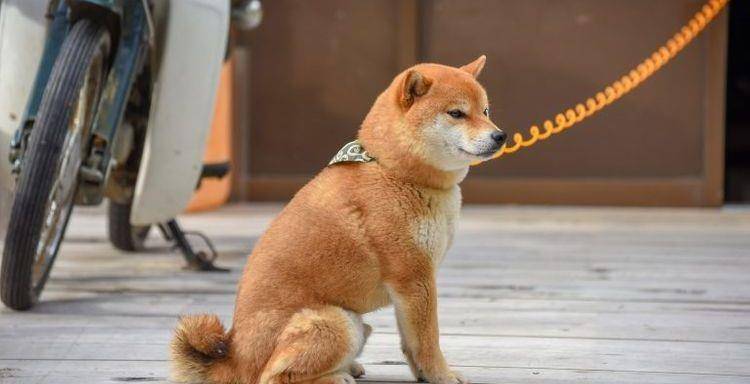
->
447, 110, 465, 119
483, 107, 490, 117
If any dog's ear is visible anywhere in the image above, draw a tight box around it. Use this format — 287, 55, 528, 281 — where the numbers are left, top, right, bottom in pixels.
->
400, 69, 433, 109
460, 55, 486, 78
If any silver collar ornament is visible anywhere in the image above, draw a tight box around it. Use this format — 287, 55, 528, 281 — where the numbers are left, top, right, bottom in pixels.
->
328, 140, 374, 166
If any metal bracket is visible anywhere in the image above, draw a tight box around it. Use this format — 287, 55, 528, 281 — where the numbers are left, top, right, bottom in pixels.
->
157, 220, 228, 272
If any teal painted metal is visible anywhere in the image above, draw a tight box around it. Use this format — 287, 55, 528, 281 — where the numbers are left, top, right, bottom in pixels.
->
71, 0, 123, 13
22, 2, 70, 125
80, 0, 149, 204
89, 0, 148, 146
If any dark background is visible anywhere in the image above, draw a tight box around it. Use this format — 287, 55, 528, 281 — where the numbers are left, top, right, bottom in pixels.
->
726, 0, 750, 202
229, 0, 735, 206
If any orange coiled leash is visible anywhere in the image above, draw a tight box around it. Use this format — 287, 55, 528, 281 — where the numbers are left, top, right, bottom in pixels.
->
474, 0, 730, 165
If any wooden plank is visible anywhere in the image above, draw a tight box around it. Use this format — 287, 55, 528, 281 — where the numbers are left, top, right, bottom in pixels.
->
2, 309, 749, 345
396, 0, 419, 68
702, 6, 729, 205
2, 360, 748, 384
2, 333, 749, 376
2, 204, 749, 384
37, 263, 750, 304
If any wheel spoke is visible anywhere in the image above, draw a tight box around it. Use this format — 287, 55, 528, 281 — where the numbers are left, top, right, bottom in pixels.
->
30, 26, 108, 289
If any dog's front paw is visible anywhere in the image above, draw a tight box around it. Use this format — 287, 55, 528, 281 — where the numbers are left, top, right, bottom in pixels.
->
451, 370, 469, 384
349, 361, 365, 378
427, 370, 469, 384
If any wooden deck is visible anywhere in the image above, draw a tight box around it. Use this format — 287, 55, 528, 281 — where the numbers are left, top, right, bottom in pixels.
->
1, 204, 749, 383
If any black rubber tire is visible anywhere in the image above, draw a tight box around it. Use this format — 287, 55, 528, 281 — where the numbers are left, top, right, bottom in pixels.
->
0, 21, 109, 310
108, 200, 151, 252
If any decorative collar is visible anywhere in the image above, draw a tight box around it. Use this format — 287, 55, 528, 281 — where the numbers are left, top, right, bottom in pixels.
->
328, 140, 375, 166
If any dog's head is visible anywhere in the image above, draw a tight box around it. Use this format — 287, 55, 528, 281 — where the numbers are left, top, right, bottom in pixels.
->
360, 55, 505, 173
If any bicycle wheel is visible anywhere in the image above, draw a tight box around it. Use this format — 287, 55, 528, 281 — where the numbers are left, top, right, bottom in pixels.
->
0, 20, 110, 310
108, 200, 151, 252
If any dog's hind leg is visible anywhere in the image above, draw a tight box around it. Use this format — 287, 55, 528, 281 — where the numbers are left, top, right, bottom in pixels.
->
259, 306, 369, 384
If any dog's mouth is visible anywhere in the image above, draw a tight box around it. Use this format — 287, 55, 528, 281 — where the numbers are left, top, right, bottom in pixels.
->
458, 146, 500, 158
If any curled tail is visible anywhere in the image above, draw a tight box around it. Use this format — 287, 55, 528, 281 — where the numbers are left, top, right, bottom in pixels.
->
171, 314, 231, 383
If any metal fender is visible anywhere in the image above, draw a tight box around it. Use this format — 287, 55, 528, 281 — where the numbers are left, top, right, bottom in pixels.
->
0, 0, 48, 191
130, 0, 229, 225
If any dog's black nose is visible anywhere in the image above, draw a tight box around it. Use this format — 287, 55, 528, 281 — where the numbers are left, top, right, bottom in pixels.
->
491, 130, 507, 145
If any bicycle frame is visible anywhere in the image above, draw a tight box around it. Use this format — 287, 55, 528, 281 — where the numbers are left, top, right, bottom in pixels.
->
10, 0, 150, 205
0, 0, 233, 309
10, 0, 230, 226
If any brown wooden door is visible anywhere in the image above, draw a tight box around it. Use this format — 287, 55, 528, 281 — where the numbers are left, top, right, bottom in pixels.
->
233, 0, 727, 206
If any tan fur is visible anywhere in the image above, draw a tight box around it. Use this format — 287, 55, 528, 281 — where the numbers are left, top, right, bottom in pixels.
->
171, 56, 503, 384
171, 314, 231, 383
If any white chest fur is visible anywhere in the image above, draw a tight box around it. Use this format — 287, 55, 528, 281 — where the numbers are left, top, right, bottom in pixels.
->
413, 186, 462, 267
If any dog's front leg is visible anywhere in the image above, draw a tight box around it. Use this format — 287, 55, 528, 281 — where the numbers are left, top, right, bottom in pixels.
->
387, 277, 467, 384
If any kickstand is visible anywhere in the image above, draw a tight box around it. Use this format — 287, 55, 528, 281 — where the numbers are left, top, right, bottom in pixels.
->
158, 219, 229, 272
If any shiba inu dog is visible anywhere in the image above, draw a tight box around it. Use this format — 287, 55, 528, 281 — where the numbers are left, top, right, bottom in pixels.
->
171, 56, 506, 384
